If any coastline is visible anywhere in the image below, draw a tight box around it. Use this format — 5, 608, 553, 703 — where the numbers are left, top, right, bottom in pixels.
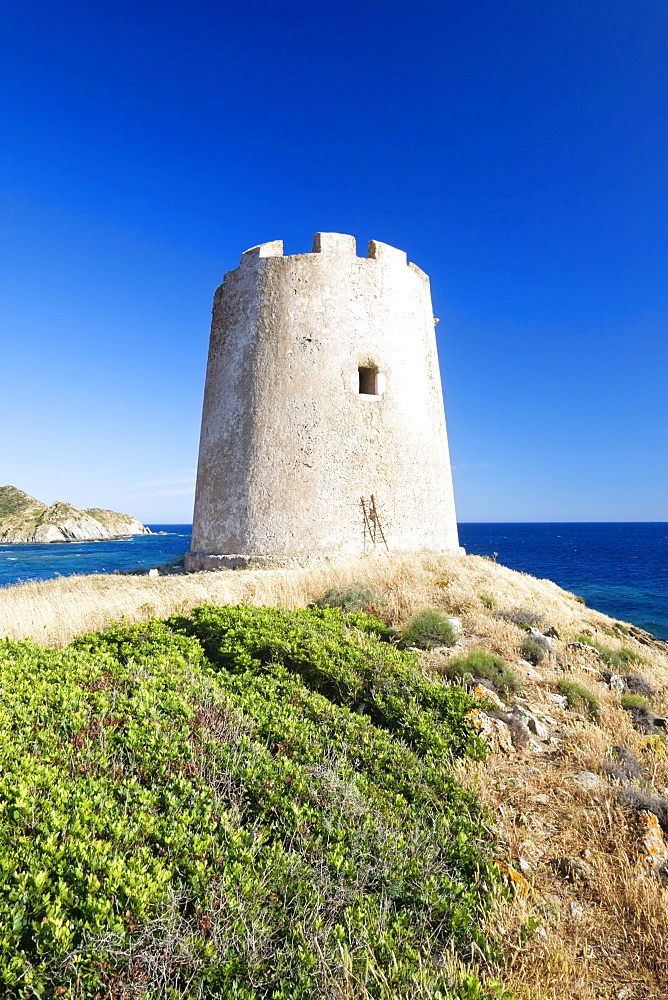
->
3, 521, 666, 639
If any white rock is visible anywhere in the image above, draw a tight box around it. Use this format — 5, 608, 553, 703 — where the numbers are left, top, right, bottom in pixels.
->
547, 693, 568, 708
567, 641, 601, 655
464, 709, 515, 753
148, 568, 159, 577
517, 660, 544, 681
472, 684, 506, 710
570, 770, 605, 791
512, 705, 551, 740
608, 673, 625, 693
528, 627, 554, 653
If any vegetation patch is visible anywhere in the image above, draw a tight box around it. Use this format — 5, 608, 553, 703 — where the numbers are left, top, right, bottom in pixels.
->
620, 692, 665, 735
556, 679, 600, 719
621, 692, 653, 712
575, 635, 644, 672
444, 649, 521, 697
399, 608, 458, 650
0, 606, 505, 999
605, 646, 645, 671
520, 636, 546, 665
495, 608, 547, 629
624, 674, 657, 697
316, 582, 386, 613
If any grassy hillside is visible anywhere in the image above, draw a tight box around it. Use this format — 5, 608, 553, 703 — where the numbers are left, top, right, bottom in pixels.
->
0, 486, 148, 543
2, 553, 668, 998
0, 485, 45, 520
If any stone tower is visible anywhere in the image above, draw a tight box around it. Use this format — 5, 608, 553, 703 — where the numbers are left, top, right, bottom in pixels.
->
185, 233, 461, 571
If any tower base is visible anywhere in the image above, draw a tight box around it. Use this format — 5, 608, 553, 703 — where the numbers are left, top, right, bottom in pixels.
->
183, 547, 465, 573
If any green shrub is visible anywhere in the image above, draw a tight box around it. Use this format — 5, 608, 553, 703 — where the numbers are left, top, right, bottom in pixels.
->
557, 679, 600, 719
619, 692, 663, 735
0, 609, 504, 998
572, 594, 586, 605
399, 609, 458, 650
171, 605, 480, 759
521, 636, 546, 665
445, 649, 521, 696
496, 607, 546, 629
621, 692, 652, 712
574, 636, 644, 673
479, 594, 496, 610
606, 647, 644, 671
317, 582, 385, 613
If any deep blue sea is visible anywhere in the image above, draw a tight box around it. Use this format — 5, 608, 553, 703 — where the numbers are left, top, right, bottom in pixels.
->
0, 525, 192, 588
1, 522, 666, 639
459, 523, 668, 640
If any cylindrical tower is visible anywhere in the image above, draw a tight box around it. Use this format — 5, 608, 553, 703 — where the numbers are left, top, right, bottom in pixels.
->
185, 233, 461, 570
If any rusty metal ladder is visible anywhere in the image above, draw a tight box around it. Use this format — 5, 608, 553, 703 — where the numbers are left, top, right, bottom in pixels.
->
361, 495, 389, 552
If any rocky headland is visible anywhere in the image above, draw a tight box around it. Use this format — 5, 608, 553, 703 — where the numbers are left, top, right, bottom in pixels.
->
0, 485, 150, 543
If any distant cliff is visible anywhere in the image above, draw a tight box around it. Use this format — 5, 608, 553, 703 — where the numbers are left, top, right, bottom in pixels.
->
0, 486, 151, 543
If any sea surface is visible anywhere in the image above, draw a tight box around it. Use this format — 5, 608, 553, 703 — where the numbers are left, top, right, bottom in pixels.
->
0, 525, 192, 589
1, 522, 666, 639
459, 522, 668, 640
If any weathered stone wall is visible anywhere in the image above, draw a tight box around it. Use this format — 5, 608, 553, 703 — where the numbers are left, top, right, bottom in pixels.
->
186, 233, 461, 569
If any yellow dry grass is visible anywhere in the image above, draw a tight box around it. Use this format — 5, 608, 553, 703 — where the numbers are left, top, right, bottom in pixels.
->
0, 550, 610, 646
2, 551, 668, 998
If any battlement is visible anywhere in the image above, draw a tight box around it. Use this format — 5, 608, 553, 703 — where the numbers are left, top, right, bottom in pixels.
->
238, 233, 425, 276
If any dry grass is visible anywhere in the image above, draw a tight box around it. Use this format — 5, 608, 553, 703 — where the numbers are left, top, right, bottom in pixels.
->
469, 742, 668, 1000
3, 551, 668, 998
0, 550, 612, 647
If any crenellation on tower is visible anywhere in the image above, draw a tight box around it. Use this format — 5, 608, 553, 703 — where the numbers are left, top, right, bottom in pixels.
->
367, 239, 407, 265
240, 239, 284, 261
186, 232, 461, 571
312, 232, 356, 254
407, 260, 429, 282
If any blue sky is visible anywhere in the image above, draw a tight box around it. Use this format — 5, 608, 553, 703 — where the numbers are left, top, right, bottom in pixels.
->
1, 0, 666, 522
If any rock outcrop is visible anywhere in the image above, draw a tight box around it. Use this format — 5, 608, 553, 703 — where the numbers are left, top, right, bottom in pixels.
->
0, 486, 150, 543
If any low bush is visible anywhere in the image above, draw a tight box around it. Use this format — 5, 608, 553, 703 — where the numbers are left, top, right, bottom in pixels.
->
612, 647, 644, 669
520, 636, 545, 665
624, 674, 657, 697
621, 695, 664, 734
317, 582, 386, 613
606, 745, 647, 784
575, 636, 644, 673
479, 594, 496, 610
557, 679, 600, 720
0, 606, 509, 997
445, 649, 521, 697
399, 608, 458, 650
603, 646, 644, 672
621, 692, 652, 712
495, 607, 547, 629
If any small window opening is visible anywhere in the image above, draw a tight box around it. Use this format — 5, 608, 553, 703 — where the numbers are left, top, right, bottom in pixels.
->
358, 366, 378, 395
